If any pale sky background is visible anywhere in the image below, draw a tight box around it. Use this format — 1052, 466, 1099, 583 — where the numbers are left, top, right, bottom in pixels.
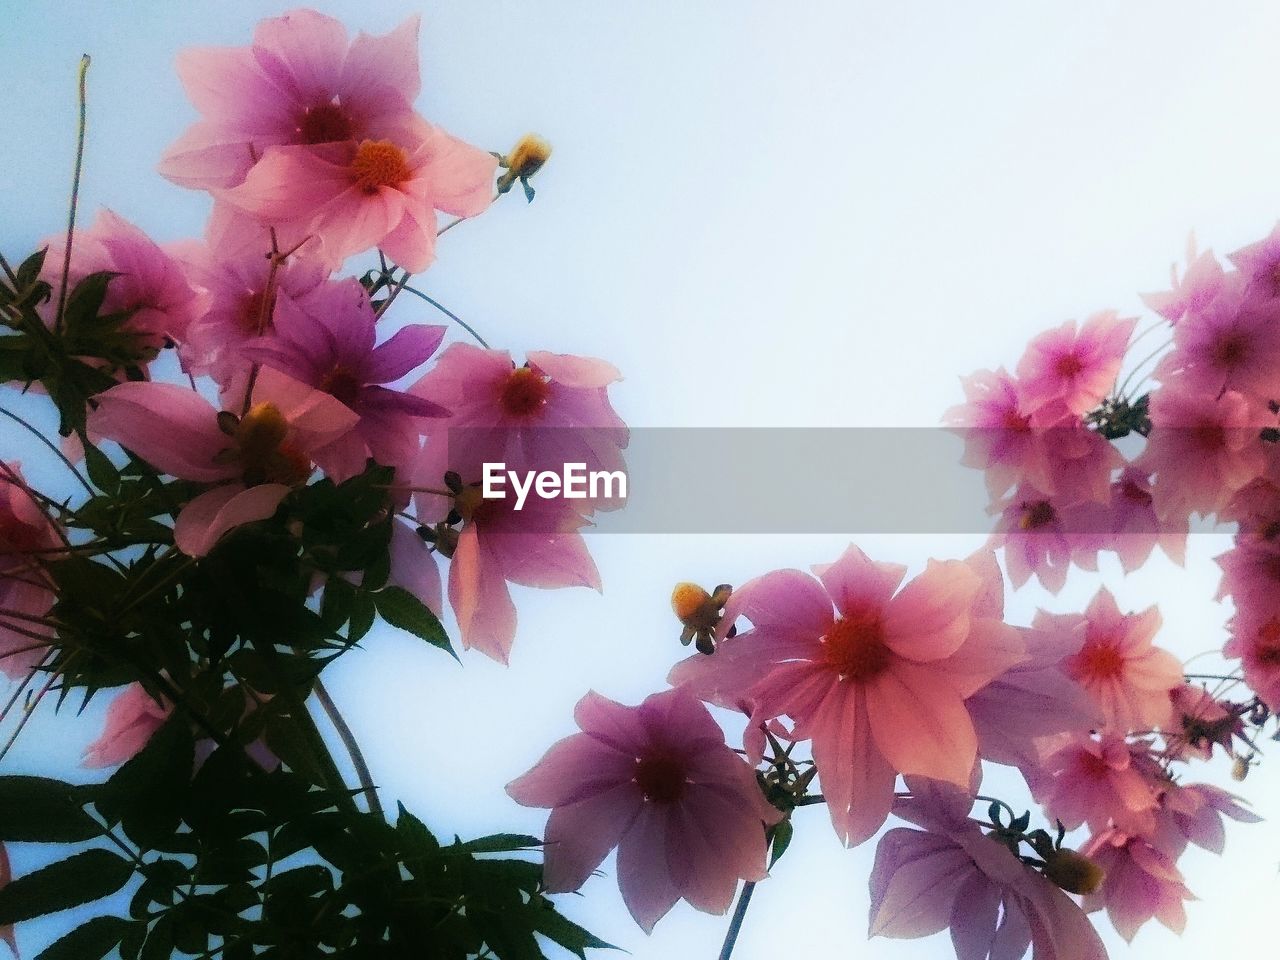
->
1, 1, 1278, 958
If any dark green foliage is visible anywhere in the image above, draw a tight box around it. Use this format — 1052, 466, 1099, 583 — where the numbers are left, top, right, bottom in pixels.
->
1, 244, 610, 958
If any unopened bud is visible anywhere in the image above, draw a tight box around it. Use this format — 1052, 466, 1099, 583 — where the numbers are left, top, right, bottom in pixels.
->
1042, 848, 1105, 895
235, 402, 289, 470
498, 134, 552, 199
1232, 755, 1251, 781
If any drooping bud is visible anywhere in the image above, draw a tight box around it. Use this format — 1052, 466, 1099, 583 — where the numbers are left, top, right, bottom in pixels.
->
497, 134, 552, 201
1042, 848, 1105, 895
671, 581, 732, 654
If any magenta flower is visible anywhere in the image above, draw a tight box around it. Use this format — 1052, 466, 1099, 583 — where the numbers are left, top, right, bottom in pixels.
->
1155, 275, 1280, 400
1227, 222, 1280, 300
0, 462, 62, 679
410, 343, 628, 508
1081, 830, 1194, 942
1016, 312, 1136, 421
243, 278, 448, 481
83, 683, 172, 768
944, 367, 1055, 499
1031, 734, 1161, 837
88, 371, 358, 556
670, 546, 1023, 846
1042, 589, 1181, 733
869, 793, 1108, 960
1223, 604, 1280, 712
1106, 468, 1186, 572
988, 484, 1106, 595
159, 9, 426, 191
506, 688, 781, 933
1153, 782, 1261, 857
177, 239, 327, 388
43, 209, 201, 353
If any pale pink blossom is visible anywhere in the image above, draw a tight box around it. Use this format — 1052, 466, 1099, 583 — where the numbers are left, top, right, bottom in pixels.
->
1142, 237, 1225, 324
159, 9, 426, 191
1106, 468, 1187, 572
1223, 603, 1280, 711
1151, 781, 1261, 858
410, 343, 628, 512
0, 462, 61, 679
83, 683, 172, 768
1016, 312, 1136, 421
88, 370, 357, 556
507, 688, 781, 933
1137, 383, 1267, 522
1044, 589, 1181, 733
670, 546, 1023, 846
1031, 734, 1161, 836
869, 790, 1108, 960
988, 484, 1105, 594
243, 277, 448, 481
42, 209, 201, 353
1228, 222, 1280, 300
1082, 829, 1194, 942
944, 368, 1056, 499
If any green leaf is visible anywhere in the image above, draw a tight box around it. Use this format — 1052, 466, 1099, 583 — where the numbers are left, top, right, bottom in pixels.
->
35, 915, 132, 960
769, 819, 793, 868
530, 898, 616, 958
100, 717, 194, 848
374, 585, 453, 655
453, 833, 542, 854
81, 441, 120, 494
0, 848, 134, 925
0, 776, 100, 842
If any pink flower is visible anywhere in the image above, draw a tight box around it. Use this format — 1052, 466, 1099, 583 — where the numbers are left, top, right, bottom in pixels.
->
1228, 222, 1280, 300
506, 688, 781, 933
1044, 590, 1182, 733
387, 518, 442, 617
83, 683, 172, 768
42, 209, 201, 353
1223, 604, 1280, 711
159, 9, 425, 191
243, 278, 448, 481
1165, 684, 1243, 762
176, 240, 327, 388
944, 367, 1055, 499
1155, 276, 1280, 400
1136, 382, 1267, 522
419, 478, 601, 664
1106, 468, 1186, 572
670, 546, 1023, 846
869, 800, 1108, 960
1142, 238, 1225, 324
0, 462, 62, 679
1016, 312, 1136, 421
988, 484, 1105, 594
88, 370, 358, 556
411, 344, 628, 511
1082, 830, 1194, 942
1031, 734, 1161, 836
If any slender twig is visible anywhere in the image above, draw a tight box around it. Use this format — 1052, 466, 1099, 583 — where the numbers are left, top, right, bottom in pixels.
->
54, 55, 91, 334
314, 679, 384, 819
399, 286, 491, 348
0, 406, 94, 495
717, 879, 758, 960
0, 664, 63, 763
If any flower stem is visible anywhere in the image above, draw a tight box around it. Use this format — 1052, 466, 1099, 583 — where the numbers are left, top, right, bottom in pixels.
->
54, 55, 91, 335
314, 678, 384, 820
717, 880, 757, 960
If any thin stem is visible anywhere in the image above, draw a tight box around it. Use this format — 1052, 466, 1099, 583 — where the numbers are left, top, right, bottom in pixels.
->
0, 406, 94, 495
1115, 338, 1173, 400
717, 880, 758, 960
314, 679, 383, 820
54, 55, 91, 334
399, 285, 491, 348
0, 664, 63, 763
374, 269, 412, 319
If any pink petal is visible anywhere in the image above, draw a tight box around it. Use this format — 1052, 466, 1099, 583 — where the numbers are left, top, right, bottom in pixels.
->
541, 782, 642, 893
616, 804, 682, 933
866, 662, 978, 786
174, 484, 290, 557
89, 382, 234, 482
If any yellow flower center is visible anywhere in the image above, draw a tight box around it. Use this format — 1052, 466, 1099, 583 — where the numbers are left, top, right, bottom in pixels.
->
498, 367, 551, 417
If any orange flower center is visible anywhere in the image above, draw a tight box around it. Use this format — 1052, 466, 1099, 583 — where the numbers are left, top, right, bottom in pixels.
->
1255, 618, 1280, 666
297, 102, 354, 144
1076, 639, 1126, 681
1019, 499, 1056, 530
634, 756, 687, 803
498, 367, 551, 417
351, 140, 411, 193
821, 612, 891, 682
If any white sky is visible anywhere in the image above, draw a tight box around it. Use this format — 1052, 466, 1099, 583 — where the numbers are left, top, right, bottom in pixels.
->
2, 2, 1278, 958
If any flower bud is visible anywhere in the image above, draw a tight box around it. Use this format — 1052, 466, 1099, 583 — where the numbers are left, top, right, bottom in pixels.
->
1042, 848, 1105, 895
497, 134, 552, 200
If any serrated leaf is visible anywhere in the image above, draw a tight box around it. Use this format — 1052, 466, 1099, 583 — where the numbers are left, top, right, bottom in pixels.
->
374, 586, 452, 655
0, 776, 100, 842
34, 915, 132, 960
0, 849, 134, 925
